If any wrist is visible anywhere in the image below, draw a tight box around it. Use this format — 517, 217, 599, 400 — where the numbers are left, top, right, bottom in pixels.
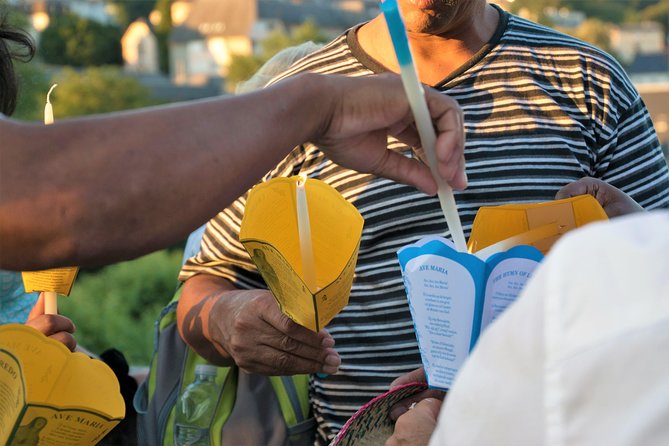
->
283, 72, 336, 145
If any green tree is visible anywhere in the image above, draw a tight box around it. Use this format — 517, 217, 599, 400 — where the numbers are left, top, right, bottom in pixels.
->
153, 0, 172, 74
60, 250, 183, 364
561, 0, 627, 24
39, 13, 123, 67
50, 66, 156, 117
109, 0, 155, 27
226, 54, 265, 91
558, 18, 614, 54
226, 20, 328, 91
12, 61, 51, 121
634, 0, 669, 39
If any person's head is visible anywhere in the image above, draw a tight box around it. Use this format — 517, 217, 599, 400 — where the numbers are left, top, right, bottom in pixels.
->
394, 0, 487, 35
235, 41, 323, 94
0, 16, 35, 116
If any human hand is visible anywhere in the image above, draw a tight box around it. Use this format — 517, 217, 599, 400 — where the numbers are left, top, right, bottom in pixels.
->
314, 73, 466, 196
556, 177, 643, 218
207, 288, 340, 375
388, 367, 446, 421
26, 293, 76, 351
385, 398, 443, 446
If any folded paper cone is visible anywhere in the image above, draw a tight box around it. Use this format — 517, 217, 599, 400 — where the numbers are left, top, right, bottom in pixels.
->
0, 325, 124, 445
240, 176, 364, 332
468, 194, 608, 255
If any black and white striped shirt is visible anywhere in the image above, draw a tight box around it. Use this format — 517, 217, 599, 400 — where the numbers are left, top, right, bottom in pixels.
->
181, 8, 669, 445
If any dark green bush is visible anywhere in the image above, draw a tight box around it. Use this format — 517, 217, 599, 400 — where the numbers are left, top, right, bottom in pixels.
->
39, 13, 123, 67
60, 250, 182, 365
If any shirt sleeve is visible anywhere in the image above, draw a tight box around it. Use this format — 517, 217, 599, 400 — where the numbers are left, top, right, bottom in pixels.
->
595, 96, 669, 210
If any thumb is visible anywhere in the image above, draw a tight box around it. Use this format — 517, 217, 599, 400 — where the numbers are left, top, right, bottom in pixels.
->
416, 398, 443, 421
27, 292, 45, 321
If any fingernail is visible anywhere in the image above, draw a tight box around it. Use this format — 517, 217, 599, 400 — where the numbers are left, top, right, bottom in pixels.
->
325, 353, 340, 367
322, 365, 339, 375
321, 337, 335, 348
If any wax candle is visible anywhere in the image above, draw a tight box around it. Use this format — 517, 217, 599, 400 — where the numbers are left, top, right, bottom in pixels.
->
296, 175, 317, 293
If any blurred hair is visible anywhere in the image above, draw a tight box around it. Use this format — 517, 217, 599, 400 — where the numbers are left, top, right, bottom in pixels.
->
236, 41, 323, 94
0, 14, 35, 116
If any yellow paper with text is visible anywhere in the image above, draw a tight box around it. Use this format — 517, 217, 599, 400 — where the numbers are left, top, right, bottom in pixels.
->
21, 267, 79, 296
240, 177, 364, 332
468, 194, 608, 255
0, 325, 124, 445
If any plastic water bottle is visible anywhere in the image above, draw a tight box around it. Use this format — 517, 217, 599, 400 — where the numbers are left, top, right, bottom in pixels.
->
175, 364, 220, 446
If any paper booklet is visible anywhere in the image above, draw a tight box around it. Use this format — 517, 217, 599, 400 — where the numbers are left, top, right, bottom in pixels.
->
398, 237, 543, 390
0, 325, 125, 446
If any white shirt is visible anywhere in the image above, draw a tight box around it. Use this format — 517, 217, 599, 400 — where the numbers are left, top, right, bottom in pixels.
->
431, 211, 669, 446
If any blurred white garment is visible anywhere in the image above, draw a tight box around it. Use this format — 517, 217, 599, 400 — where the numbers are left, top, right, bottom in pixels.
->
431, 210, 669, 446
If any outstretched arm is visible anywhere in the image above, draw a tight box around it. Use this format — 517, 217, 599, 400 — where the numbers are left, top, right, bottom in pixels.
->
1, 73, 464, 270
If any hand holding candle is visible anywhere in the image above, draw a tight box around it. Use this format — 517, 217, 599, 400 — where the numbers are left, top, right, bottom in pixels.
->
21, 84, 79, 315
381, 0, 468, 252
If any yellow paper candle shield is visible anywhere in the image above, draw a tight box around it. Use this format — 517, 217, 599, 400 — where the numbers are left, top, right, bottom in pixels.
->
240, 176, 364, 332
0, 325, 125, 446
468, 194, 608, 256
21, 267, 79, 296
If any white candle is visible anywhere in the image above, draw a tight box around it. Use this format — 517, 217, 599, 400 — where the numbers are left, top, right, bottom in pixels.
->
44, 291, 58, 315
43, 84, 59, 314
381, 1, 467, 252
296, 175, 317, 293
44, 84, 57, 125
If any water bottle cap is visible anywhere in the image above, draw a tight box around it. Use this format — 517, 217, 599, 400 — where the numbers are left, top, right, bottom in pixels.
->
194, 364, 218, 377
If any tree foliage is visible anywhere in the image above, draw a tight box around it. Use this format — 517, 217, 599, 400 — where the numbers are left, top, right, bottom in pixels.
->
60, 250, 183, 365
12, 61, 51, 121
226, 20, 328, 91
109, 0, 156, 27
39, 13, 123, 67
49, 66, 156, 118
153, 0, 172, 74
556, 18, 614, 54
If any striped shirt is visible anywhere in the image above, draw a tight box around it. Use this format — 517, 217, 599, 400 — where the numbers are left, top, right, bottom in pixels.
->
180, 8, 669, 445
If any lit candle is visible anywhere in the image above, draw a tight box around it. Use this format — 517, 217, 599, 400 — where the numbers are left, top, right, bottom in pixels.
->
44, 84, 58, 314
44, 83, 57, 125
296, 175, 317, 293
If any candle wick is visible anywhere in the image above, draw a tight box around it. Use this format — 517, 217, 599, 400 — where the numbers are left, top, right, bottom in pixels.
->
46, 84, 58, 104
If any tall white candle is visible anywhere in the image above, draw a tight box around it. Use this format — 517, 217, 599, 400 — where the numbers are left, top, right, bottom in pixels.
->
381, 0, 467, 252
43, 84, 59, 314
296, 175, 317, 293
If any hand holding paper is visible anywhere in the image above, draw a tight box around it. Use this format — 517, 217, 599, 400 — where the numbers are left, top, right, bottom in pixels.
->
240, 176, 364, 332
397, 195, 608, 390
0, 325, 124, 446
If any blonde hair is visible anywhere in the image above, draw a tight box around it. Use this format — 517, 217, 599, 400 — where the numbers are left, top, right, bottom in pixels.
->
236, 41, 323, 94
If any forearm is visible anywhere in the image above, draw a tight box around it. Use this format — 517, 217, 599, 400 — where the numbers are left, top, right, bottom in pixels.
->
177, 274, 239, 367
0, 73, 330, 270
